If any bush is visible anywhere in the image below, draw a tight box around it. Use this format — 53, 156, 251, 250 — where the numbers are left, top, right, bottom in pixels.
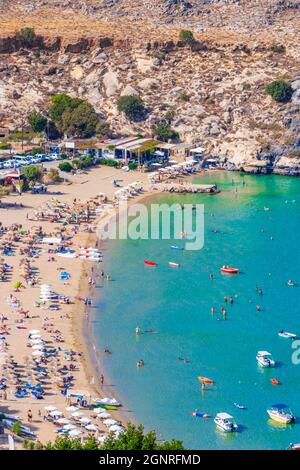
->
179, 91, 190, 102
117, 95, 146, 121
153, 122, 179, 142
15, 27, 36, 47
48, 168, 61, 182
22, 165, 43, 183
265, 80, 293, 103
128, 162, 138, 170
59, 161, 73, 173
28, 111, 47, 133
270, 44, 286, 54
179, 30, 195, 44
99, 158, 119, 168
0, 143, 11, 150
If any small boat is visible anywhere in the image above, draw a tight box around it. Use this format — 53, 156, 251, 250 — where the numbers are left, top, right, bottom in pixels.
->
256, 351, 275, 368
171, 246, 184, 250
278, 331, 297, 339
214, 413, 238, 432
287, 280, 295, 287
144, 260, 157, 266
198, 376, 214, 384
288, 443, 300, 450
221, 266, 239, 274
191, 412, 210, 418
234, 403, 247, 410
169, 262, 180, 268
267, 405, 295, 424
271, 378, 280, 385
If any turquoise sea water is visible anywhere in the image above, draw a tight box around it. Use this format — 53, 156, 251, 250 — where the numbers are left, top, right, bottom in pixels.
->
93, 172, 300, 449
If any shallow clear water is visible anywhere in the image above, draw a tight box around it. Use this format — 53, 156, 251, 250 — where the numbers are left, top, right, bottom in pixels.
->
93, 172, 300, 449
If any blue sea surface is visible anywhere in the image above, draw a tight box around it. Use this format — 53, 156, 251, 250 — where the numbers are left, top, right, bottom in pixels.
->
93, 172, 300, 449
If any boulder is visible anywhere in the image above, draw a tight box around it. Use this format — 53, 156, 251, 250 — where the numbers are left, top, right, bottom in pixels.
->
103, 71, 120, 97
121, 85, 139, 96
138, 78, 160, 90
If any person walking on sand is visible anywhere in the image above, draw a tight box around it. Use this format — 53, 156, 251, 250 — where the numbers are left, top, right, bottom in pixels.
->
27, 409, 33, 423
100, 374, 104, 386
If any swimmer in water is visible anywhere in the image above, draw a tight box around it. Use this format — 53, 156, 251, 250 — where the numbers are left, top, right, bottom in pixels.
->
135, 326, 141, 335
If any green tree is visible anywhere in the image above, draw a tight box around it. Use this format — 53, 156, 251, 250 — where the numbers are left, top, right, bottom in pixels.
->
15, 27, 36, 47
265, 80, 293, 103
50, 94, 82, 126
23, 423, 184, 450
154, 122, 179, 142
22, 165, 43, 183
179, 30, 195, 44
61, 102, 98, 138
117, 95, 146, 121
12, 421, 22, 436
28, 111, 47, 133
58, 161, 73, 173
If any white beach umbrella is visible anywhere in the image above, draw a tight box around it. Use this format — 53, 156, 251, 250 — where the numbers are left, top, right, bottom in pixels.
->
97, 412, 111, 419
44, 405, 57, 412
109, 425, 124, 432
97, 436, 108, 444
57, 418, 71, 425
85, 424, 98, 432
103, 419, 118, 426
63, 424, 77, 431
79, 417, 91, 425
49, 410, 63, 417
66, 406, 78, 412
71, 411, 84, 418
29, 330, 40, 334
69, 429, 83, 437
32, 350, 43, 356
32, 345, 43, 350
30, 334, 41, 339
30, 339, 43, 344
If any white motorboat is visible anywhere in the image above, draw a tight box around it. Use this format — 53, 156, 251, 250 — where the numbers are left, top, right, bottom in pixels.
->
256, 351, 275, 368
214, 412, 238, 432
288, 443, 300, 450
267, 405, 295, 424
278, 330, 297, 339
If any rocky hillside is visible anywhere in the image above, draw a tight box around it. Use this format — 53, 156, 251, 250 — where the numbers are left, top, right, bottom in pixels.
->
0, 1, 300, 173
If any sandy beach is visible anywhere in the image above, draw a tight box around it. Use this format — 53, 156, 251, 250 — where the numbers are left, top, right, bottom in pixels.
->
0, 165, 153, 448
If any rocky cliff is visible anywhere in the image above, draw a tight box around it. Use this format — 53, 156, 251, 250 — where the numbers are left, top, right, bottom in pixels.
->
0, 0, 299, 173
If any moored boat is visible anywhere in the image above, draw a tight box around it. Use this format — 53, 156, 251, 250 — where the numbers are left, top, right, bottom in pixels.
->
256, 351, 275, 368
169, 262, 180, 268
271, 378, 280, 385
214, 413, 238, 432
267, 405, 295, 424
234, 403, 247, 410
198, 376, 214, 384
278, 330, 297, 339
288, 443, 300, 450
221, 266, 239, 274
144, 260, 157, 266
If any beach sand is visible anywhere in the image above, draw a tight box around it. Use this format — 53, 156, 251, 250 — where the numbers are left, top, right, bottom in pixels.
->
0, 165, 153, 447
